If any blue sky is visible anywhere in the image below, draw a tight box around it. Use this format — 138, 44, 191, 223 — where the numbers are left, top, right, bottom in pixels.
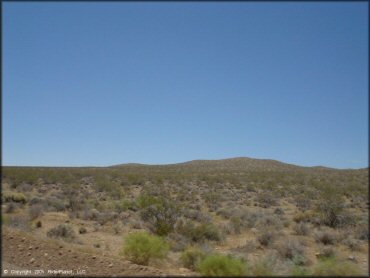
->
3, 2, 368, 169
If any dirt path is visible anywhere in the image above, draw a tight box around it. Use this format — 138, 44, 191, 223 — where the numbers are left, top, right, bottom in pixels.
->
1, 227, 169, 276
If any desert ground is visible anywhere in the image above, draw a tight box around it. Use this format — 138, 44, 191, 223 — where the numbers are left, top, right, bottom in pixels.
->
1, 157, 369, 276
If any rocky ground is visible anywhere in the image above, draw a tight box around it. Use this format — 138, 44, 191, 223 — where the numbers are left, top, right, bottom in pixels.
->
1, 227, 178, 277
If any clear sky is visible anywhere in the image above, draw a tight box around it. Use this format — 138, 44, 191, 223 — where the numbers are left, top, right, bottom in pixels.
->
3, 2, 368, 169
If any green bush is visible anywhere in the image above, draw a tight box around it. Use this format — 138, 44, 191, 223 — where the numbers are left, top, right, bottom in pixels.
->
180, 247, 206, 270
122, 232, 169, 265
139, 196, 179, 236
312, 257, 361, 275
197, 254, 249, 276
2, 191, 27, 204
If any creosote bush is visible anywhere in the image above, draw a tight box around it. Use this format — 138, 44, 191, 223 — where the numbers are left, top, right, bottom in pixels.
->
139, 195, 179, 236
197, 254, 248, 276
122, 232, 169, 265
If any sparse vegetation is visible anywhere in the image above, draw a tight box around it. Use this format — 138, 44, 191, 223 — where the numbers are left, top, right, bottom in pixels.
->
1, 159, 368, 276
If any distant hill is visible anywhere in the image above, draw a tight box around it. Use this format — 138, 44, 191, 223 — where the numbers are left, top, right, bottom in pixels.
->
110, 157, 367, 173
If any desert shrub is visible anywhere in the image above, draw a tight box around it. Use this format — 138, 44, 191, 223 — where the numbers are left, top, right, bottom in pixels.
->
82, 208, 100, 221
235, 209, 264, 229
180, 247, 206, 270
216, 208, 234, 218
6, 215, 31, 231
335, 211, 357, 228
28, 204, 44, 220
314, 186, 344, 227
312, 257, 361, 275
276, 238, 307, 265
257, 231, 276, 247
47, 224, 76, 242
122, 232, 169, 265
256, 214, 283, 230
295, 195, 312, 212
183, 209, 211, 223
290, 265, 310, 276
197, 254, 249, 276
251, 256, 276, 276
79, 227, 87, 234
2, 191, 27, 204
139, 196, 179, 236
167, 233, 189, 252
256, 191, 278, 208
5, 202, 17, 213
293, 211, 316, 223
179, 221, 223, 243
29, 197, 45, 206
355, 224, 369, 240
314, 229, 337, 245
115, 199, 137, 213
293, 223, 310, 236
36, 220, 42, 228
342, 237, 361, 251
136, 194, 161, 209
317, 246, 335, 259
46, 198, 65, 212
274, 207, 285, 215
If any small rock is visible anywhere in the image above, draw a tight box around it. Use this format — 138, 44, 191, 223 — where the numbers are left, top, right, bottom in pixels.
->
21, 237, 26, 242
28, 246, 33, 250
108, 263, 113, 268
92, 256, 96, 259
315, 252, 321, 257
9, 235, 13, 239
27, 252, 32, 256
35, 246, 39, 250
58, 251, 63, 256
44, 253, 48, 257
30, 258, 35, 264
59, 245, 63, 249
